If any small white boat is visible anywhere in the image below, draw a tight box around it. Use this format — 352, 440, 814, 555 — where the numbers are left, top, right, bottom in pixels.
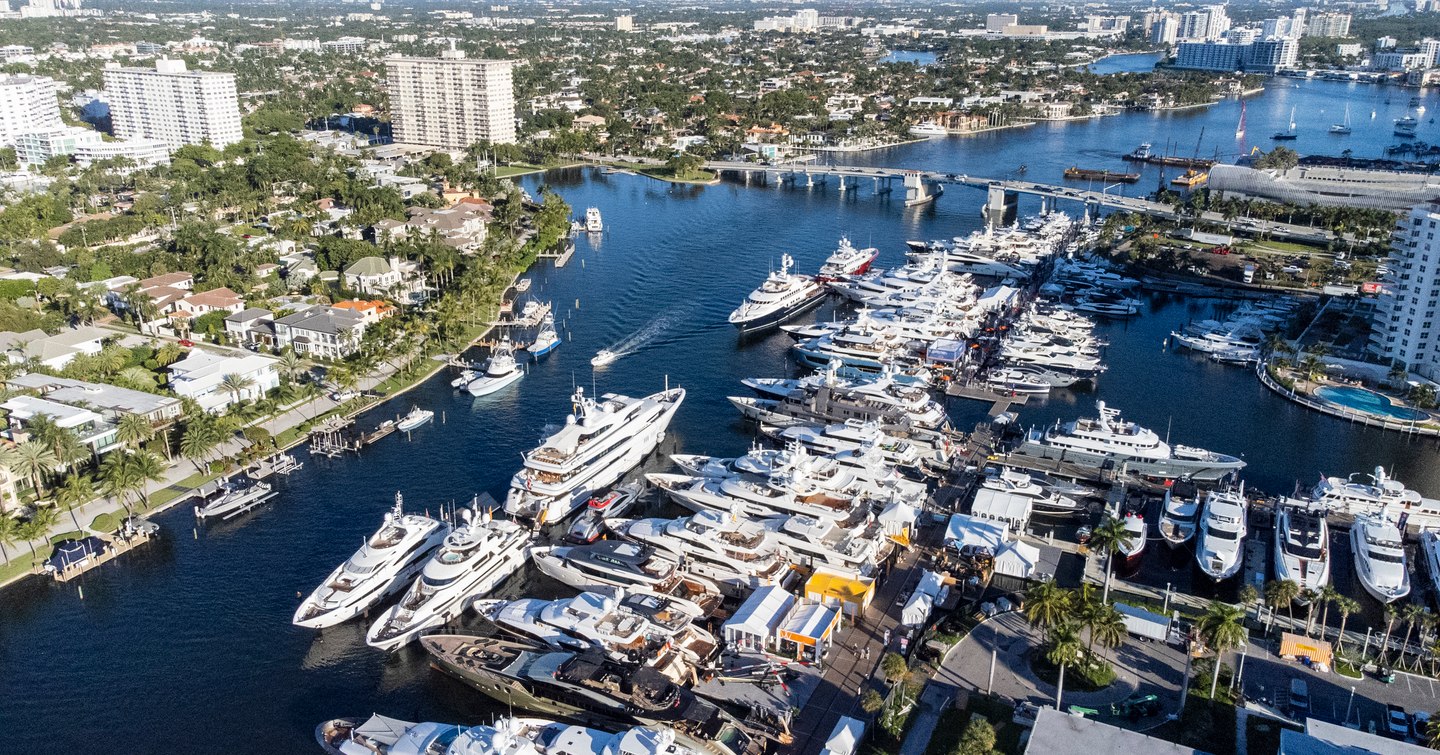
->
585, 207, 603, 233
1157, 489, 1200, 548
194, 477, 274, 520
1351, 514, 1410, 604
1118, 509, 1147, 569
396, 406, 434, 432
528, 312, 561, 358
591, 349, 618, 367
467, 336, 524, 397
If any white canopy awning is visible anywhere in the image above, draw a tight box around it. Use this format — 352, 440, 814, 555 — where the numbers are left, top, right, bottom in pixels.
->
944, 513, 1006, 550
723, 584, 795, 643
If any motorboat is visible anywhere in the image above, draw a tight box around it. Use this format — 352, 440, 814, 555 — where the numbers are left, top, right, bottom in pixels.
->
1311, 466, 1424, 517
817, 237, 880, 282
365, 508, 531, 650
1117, 509, 1147, 569
1273, 503, 1330, 595
585, 207, 603, 233
420, 637, 764, 755
728, 254, 828, 332
467, 336, 525, 396
194, 476, 274, 520
985, 369, 1052, 395
908, 121, 948, 137
1351, 514, 1410, 603
672, 440, 927, 499
293, 493, 450, 629
980, 468, 1084, 517
757, 511, 891, 574
450, 716, 719, 755
565, 482, 643, 544
531, 540, 722, 616
729, 365, 950, 436
591, 349, 618, 367
1396, 116, 1419, 137
1015, 401, 1246, 482
528, 311, 561, 358
1157, 489, 1200, 548
768, 419, 951, 473
1421, 530, 1440, 606
1195, 489, 1247, 581
606, 508, 788, 595
505, 386, 685, 524
648, 468, 867, 525
315, 714, 463, 755
396, 406, 434, 432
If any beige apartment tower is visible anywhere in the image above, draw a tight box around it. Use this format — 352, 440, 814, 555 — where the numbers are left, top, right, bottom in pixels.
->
385, 50, 516, 148
103, 59, 242, 150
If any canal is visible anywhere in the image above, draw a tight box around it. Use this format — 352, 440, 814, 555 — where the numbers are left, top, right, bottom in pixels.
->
2, 77, 1438, 753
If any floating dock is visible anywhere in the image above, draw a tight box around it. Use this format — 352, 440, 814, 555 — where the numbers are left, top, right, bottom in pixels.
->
50, 530, 153, 583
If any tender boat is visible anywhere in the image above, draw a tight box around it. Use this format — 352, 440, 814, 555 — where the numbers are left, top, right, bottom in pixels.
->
1351, 514, 1410, 603
293, 493, 450, 629
1157, 489, 1200, 548
565, 482, 643, 544
194, 476, 274, 520
728, 254, 828, 332
466, 335, 524, 396
1016, 401, 1245, 482
585, 206, 603, 233
396, 406, 434, 432
817, 237, 880, 282
528, 311, 561, 358
531, 539, 722, 616
505, 386, 685, 524
365, 508, 530, 650
591, 349, 618, 367
1273, 503, 1330, 595
1195, 489, 1247, 581
1118, 509, 1147, 569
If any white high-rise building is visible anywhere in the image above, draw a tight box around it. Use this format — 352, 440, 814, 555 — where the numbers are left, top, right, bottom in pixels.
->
1151, 16, 1179, 45
103, 59, 242, 150
1422, 38, 1440, 68
385, 50, 516, 148
1179, 5, 1230, 41
1372, 202, 1440, 380
1305, 12, 1352, 38
0, 73, 61, 146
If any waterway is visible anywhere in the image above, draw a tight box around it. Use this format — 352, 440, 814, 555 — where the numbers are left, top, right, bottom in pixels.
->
4, 77, 1440, 753
880, 50, 938, 67
1085, 50, 1163, 75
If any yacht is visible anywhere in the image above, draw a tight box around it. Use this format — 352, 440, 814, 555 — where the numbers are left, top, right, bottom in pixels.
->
316, 714, 463, 755
293, 493, 451, 629
1396, 116, 1419, 137
1195, 489, 1247, 581
728, 254, 828, 332
505, 386, 685, 524
985, 368, 1052, 395
756, 512, 890, 574
1157, 489, 1200, 548
585, 207, 603, 233
1421, 530, 1440, 604
531, 540, 723, 616
729, 367, 950, 436
528, 311, 561, 358
817, 237, 880, 282
768, 419, 951, 473
1015, 401, 1246, 482
980, 468, 1084, 517
606, 509, 788, 595
365, 509, 531, 651
1118, 510, 1147, 570
467, 336, 525, 396
1351, 514, 1411, 603
421, 637, 766, 755
1311, 466, 1424, 517
648, 469, 866, 525
565, 483, 643, 545
452, 717, 719, 755
908, 121, 948, 137
396, 406, 434, 432
194, 476, 274, 520
673, 441, 926, 499
1273, 503, 1330, 595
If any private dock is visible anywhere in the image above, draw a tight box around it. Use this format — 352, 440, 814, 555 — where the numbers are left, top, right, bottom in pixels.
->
944, 383, 1031, 416
50, 530, 154, 583
539, 239, 576, 267
250, 453, 303, 479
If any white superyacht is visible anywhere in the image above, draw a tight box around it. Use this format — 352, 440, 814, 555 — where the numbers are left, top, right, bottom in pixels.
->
1015, 401, 1245, 482
1195, 489, 1247, 581
1351, 514, 1410, 604
294, 493, 451, 629
1273, 503, 1330, 595
606, 508, 788, 594
530, 539, 723, 616
728, 253, 827, 332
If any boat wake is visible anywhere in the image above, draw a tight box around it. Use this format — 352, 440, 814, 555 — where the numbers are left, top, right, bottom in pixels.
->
596, 304, 698, 363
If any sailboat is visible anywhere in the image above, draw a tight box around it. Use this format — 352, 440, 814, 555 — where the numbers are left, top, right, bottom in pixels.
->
1271, 107, 1297, 140
1330, 105, 1352, 135
1235, 101, 1246, 139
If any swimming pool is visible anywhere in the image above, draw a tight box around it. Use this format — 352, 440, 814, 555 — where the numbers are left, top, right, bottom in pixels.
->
1313, 386, 1430, 421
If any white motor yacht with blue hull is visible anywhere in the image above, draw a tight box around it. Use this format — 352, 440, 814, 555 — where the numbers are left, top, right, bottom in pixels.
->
728, 254, 828, 332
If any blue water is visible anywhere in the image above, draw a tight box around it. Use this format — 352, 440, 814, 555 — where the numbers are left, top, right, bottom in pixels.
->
1315, 386, 1430, 421
5, 79, 1440, 754
1086, 51, 1163, 75
880, 50, 937, 67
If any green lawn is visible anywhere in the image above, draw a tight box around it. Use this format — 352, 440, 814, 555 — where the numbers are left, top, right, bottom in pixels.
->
494, 164, 545, 178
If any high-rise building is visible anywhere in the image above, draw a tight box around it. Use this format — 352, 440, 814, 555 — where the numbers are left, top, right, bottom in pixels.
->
1175, 41, 1243, 71
103, 59, 242, 150
1422, 38, 1440, 68
1150, 16, 1178, 45
1179, 5, 1230, 41
1371, 202, 1440, 380
614, 15, 633, 32
1304, 12, 1352, 38
385, 50, 516, 148
986, 13, 1018, 33
1245, 38, 1299, 73
0, 73, 61, 146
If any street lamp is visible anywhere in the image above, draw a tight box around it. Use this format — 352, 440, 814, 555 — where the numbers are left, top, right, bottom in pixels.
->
1345, 685, 1357, 725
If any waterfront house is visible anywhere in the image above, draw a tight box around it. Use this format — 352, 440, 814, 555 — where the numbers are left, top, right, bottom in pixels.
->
272, 305, 368, 360
1, 394, 121, 457
224, 308, 277, 350
342, 256, 428, 304
166, 350, 280, 413
0, 326, 109, 369
5, 373, 183, 426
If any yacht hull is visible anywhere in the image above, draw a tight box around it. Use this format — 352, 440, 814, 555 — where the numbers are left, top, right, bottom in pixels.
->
467, 369, 524, 397
730, 291, 828, 332
365, 543, 530, 651
1012, 440, 1244, 482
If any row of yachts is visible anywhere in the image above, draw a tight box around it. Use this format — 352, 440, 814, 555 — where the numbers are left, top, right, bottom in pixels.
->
1167, 298, 1300, 366
319, 712, 746, 755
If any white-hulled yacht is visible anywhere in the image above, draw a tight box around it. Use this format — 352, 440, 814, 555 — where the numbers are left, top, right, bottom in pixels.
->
757, 512, 890, 574
365, 509, 531, 651
648, 467, 868, 525
606, 509, 788, 594
1016, 401, 1246, 482
466, 335, 525, 396
451, 717, 710, 755
1195, 489, 1247, 581
530, 540, 723, 616
767, 419, 951, 472
316, 714, 463, 755
528, 311, 561, 358
728, 254, 827, 332
1118, 510, 1148, 569
980, 468, 1084, 516
294, 493, 451, 629
817, 237, 880, 281
505, 386, 685, 523
671, 441, 926, 501
1351, 514, 1410, 603
729, 365, 950, 434
1312, 466, 1424, 517
1273, 502, 1330, 595
1422, 530, 1440, 603
1157, 489, 1200, 548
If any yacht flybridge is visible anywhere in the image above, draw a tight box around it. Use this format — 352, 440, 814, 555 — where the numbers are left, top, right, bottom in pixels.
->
1195, 489, 1247, 581
505, 386, 685, 524
1015, 401, 1245, 482
1273, 502, 1330, 594
607, 508, 788, 594
1351, 514, 1410, 603
294, 493, 450, 629
728, 254, 828, 332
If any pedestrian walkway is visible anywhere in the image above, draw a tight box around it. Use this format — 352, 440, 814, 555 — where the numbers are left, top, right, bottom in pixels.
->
897, 683, 956, 755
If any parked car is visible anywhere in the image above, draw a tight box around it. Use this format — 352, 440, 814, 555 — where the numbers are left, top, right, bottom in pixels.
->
1388, 704, 1411, 739
1414, 711, 1432, 742
1288, 678, 1310, 719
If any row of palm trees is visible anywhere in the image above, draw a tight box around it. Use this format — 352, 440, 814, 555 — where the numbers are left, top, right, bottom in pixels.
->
1257, 578, 1439, 673
1023, 582, 1129, 708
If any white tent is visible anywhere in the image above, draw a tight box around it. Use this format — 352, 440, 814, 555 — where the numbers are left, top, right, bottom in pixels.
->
944, 513, 1006, 551
901, 569, 951, 627
722, 584, 795, 652
971, 489, 1032, 534
994, 540, 1041, 579
976, 285, 1018, 312
821, 716, 867, 755
878, 499, 918, 539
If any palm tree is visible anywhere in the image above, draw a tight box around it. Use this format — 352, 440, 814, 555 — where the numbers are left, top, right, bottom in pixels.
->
1024, 580, 1073, 640
128, 451, 166, 510
1088, 604, 1128, 660
1381, 604, 1401, 665
1426, 712, 1440, 750
116, 413, 154, 451
220, 373, 256, 406
1334, 596, 1360, 654
99, 453, 141, 515
1196, 601, 1248, 699
1087, 515, 1131, 604
55, 473, 94, 531
1046, 622, 1084, 710
277, 350, 306, 385
1316, 585, 1340, 640
10, 440, 59, 499
1399, 605, 1430, 671
1302, 589, 1321, 636
1265, 579, 1302, 629
180, 422, 221, 473
115, 366, 157, 392
0, 512, 17, 562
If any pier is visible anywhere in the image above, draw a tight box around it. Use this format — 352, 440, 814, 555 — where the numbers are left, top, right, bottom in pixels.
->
943, 383, 1030, 417
50, 529, 154, 583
